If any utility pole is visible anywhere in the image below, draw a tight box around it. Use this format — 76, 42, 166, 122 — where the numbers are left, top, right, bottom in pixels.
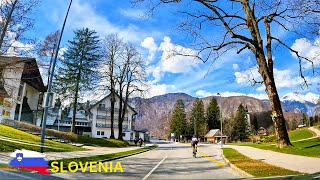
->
40, 0, 73, 153
217, 93, 223, 148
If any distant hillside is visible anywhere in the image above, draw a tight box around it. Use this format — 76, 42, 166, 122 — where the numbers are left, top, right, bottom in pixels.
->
131, 92, 320, 138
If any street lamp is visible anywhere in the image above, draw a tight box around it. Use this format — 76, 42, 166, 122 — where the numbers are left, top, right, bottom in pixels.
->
39, 0, 73, 153
217, 93, 223, 148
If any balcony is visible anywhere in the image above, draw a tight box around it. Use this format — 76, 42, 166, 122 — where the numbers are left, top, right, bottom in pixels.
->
96, 123, 128, 129
54, 120, 91, 127
97, 107, 120, 112
96, 115, 128, 121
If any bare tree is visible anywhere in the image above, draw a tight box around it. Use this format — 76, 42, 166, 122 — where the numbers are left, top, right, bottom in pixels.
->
0, 0, 39, 99
37, 30, 60, 85
117, 43, 147, 140
135, 0, 320, 148
0, 0, 39, 54
100, 34, 124, 139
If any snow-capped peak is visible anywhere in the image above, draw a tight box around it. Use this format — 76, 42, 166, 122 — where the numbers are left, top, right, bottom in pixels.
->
304, 92, 320, 104
281, 92, 320, 104
281, 92, 306, 103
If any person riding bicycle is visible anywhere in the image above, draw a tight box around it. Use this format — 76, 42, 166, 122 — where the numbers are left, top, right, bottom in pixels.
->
191, 135, 198, 156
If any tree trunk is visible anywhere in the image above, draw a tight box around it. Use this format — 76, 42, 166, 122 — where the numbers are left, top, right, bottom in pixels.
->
0, 0, 17, 51
71, 68, 81, 134
71, 90, 78, 134
118, 89, 123, 140
264, 73, 292, 148
110, 90, 115, 139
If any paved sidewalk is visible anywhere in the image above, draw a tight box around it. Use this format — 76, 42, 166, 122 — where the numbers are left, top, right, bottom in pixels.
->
225, 145, 320, 174
0, 144, 152, 163
309, 126, 320, 137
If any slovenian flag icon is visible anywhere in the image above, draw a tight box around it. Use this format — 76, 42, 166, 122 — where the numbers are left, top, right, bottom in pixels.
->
9, 149, 50, 175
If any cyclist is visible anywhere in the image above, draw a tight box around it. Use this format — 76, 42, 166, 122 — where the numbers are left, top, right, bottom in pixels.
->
191, 135, 198, 157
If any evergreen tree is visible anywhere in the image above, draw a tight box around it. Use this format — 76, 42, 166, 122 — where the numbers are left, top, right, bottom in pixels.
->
314, 115, 319, 126
252, 116, 258, 132
206, 97, 220, 130
309, 117, 314, 127
191, 99, 206, 137
233, 104, 250, 141
54, 28, 101, 133
170, 99, 187, 141
302, 113, 308, 125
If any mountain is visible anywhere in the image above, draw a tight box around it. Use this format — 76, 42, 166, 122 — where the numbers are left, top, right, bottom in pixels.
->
131, 93, 272, 138
281, 92, 319, 114
131, 92, 320, 138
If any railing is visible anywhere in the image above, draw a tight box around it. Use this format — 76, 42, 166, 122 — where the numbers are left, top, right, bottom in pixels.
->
96, 115, 128, 121
96, 123, 128, 129
54, 120, 91, 127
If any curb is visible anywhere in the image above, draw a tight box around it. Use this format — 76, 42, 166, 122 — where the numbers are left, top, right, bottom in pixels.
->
56, 145, 158, 171
220, 148, 254, 178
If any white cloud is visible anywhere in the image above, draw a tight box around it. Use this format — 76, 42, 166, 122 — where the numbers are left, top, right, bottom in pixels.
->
291, 37, 320, 68
140, 37, 158, 63
234, 66, 320, 90
119, 8, 148, 20
146, 65, 162, 83
146, 36, 201, 83
144, 83, 177, 98
256, 86, 265, 92
159, 36, 200, 73
195, 90, 268, 100
234, 66, 260, 84
61, 1, 149, 43
195, 90, 213, 97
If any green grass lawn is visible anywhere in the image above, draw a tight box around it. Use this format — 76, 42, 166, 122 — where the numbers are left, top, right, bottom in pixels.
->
223, 148, 301, 177
50, 145, 158, 169
2, 121, 129, 148
0, 125, 85, 152
288, 128, 315, 141
234, 137, 320, 157
263, 128, 315, 143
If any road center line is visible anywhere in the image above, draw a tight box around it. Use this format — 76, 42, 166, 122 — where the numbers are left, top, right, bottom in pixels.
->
142, 155, 167, 180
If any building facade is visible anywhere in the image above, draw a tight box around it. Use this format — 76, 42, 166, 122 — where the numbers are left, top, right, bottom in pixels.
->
88, 94, 137, 141
0, 56, 46, 124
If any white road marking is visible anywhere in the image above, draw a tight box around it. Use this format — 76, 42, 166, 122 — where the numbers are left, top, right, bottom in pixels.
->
142, 155, 167, 180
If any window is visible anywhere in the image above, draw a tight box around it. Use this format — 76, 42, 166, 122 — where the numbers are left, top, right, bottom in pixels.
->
101, 131, 104, 136
97, 131, 100, 135
122, 133, 125, 137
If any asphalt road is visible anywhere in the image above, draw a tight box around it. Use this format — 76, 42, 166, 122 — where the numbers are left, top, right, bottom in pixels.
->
2, 141, 319, 179
52, 141, 241, 179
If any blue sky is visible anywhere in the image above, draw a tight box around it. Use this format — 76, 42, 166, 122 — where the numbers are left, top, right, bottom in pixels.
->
29, 0, 320, 99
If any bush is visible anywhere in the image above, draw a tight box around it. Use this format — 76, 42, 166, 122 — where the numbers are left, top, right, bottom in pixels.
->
259, 135, 276, 143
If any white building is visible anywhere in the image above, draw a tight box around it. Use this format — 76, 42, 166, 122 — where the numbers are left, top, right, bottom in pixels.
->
88, 93, 137, 141
0, 56, 46, 124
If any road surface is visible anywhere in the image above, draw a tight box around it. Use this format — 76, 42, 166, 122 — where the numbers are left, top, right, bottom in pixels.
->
2, 141, 318, 179
52, 141, 240, 179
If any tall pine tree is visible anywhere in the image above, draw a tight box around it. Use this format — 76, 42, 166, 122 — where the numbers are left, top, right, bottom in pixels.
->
206, 98, 220, 130
170, 99, 187, 141
191, 99, 206, 137
233, 104, 250, 141
54, 28, 101, 133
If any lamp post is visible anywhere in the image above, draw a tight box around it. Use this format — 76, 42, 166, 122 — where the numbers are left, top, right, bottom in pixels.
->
217, 93, 223, 148
39, 0, 73, 153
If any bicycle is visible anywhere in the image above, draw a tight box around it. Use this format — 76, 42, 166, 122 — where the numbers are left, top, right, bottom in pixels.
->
192, 145, 197, 158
